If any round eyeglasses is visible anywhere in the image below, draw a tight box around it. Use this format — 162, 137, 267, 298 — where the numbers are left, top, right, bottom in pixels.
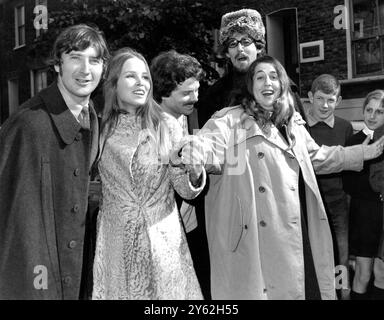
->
227, 37, 254, 49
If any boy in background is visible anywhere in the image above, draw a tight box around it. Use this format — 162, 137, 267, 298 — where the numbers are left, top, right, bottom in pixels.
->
307, 74, 353, 300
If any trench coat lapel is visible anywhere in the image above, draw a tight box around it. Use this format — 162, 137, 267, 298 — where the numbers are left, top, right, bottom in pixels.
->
235, 117, 295, 157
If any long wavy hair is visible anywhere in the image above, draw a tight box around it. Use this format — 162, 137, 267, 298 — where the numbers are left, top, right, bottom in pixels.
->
242, 55, 295, 128
100, 47, 170, 160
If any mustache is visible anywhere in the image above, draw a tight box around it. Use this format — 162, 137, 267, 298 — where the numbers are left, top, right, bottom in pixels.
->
235, 53, 248, 60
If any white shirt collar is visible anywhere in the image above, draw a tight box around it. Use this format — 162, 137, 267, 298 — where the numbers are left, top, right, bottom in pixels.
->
362, 124, 374, 140
57, 80, 89, 122
306, 111, 335, 128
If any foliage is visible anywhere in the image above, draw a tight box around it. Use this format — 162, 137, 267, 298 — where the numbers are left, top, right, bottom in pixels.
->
28, 0, 227, 83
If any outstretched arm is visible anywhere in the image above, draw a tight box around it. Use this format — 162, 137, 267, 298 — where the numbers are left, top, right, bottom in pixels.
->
301, 125, 384, 174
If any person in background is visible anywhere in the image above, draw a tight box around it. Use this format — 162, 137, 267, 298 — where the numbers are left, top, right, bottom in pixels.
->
197, 8, 307, 130
150, 50, 211, 299
307, 74, 353, 299
151, 50, 203, 135
352, 90, 384, 300
197, 8, 265, 128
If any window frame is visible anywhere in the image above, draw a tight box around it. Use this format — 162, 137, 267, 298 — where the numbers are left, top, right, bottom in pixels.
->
349, 0, 384, 78
14, 4, 26, 49
30, 69, 48, 97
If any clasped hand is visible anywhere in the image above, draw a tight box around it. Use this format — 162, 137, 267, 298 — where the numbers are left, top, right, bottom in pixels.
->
170, 136, 206, 185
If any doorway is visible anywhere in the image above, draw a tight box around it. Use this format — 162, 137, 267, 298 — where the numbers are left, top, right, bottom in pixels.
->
266, 8, 300, 92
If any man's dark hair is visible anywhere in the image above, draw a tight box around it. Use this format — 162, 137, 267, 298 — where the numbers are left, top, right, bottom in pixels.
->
51, 24, 110, 66
150, 50, 204, 103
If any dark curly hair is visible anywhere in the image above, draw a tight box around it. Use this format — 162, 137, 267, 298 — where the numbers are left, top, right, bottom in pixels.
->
150, 50, 204, 103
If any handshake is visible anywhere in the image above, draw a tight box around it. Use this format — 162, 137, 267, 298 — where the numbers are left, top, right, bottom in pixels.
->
170, 136, 208, 185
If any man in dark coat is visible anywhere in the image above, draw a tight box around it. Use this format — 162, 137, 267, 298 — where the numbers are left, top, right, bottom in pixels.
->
0, 24, 109, 299
197, 9, 307, 129
197, 9, 266, 128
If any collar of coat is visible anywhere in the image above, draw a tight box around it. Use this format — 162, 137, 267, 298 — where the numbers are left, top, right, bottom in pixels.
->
39, 82, 98, 145
213, 106, 306, 152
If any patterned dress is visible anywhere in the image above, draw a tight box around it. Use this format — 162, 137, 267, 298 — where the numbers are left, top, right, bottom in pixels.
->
92, 113, 204, 300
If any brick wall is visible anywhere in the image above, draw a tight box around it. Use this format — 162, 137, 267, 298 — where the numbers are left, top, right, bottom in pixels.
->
218, 0, 384, 100
296, 0, 348, 95
0, 0, 63, 121
2, 0, 38, 113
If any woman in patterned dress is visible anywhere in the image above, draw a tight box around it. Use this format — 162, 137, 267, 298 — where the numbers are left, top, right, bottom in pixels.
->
92, 48, 205, 300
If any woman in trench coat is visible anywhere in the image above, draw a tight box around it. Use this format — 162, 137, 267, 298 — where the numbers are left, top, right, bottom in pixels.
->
181, 55, 384, 299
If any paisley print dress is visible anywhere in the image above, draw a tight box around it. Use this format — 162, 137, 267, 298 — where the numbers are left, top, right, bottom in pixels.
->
92, 113, 204, 300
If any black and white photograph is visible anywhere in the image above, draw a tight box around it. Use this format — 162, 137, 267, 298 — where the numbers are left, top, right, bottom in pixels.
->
1, 0, 384, 307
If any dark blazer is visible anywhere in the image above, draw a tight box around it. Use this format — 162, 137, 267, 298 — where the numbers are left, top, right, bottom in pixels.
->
197, 71, 239, 128
370, 125, 384, 260
0, 83, 99, 299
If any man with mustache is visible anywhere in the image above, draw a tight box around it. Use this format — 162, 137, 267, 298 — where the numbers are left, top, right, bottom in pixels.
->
151, 50, 211, 299
197, 8, 266, 127
151, 50, 204, 136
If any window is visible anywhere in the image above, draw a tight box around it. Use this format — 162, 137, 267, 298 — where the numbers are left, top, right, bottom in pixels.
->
14, 5, 25, 48
351, 0, 384, 76
30, 69, 48, 97
8, 79, 19, 115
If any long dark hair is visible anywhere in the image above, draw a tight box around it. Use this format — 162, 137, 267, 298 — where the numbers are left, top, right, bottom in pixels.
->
241, 55, 295, 128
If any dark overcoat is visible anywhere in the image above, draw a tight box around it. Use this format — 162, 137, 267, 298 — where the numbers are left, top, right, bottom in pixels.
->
0, 83, 99, 299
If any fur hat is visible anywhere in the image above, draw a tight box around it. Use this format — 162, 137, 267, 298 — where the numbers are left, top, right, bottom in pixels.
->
219, 9, 265, 47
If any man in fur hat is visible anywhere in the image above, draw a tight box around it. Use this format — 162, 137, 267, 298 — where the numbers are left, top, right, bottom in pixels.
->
197, 8, 266, 127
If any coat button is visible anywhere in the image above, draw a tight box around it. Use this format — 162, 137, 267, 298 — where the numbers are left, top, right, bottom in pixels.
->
257, 152, 264, 159
63, 276, 71, 285
259, 186, 266, 193
74, 168, 80, 176
260, 220, 267, 227
73, 204, 79, 213
290, 186, 296, 191
68, 240, 77, 249
244, 225, 248, 230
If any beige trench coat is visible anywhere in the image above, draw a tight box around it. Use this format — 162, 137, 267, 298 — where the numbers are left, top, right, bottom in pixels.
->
199, 106, 364, 300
